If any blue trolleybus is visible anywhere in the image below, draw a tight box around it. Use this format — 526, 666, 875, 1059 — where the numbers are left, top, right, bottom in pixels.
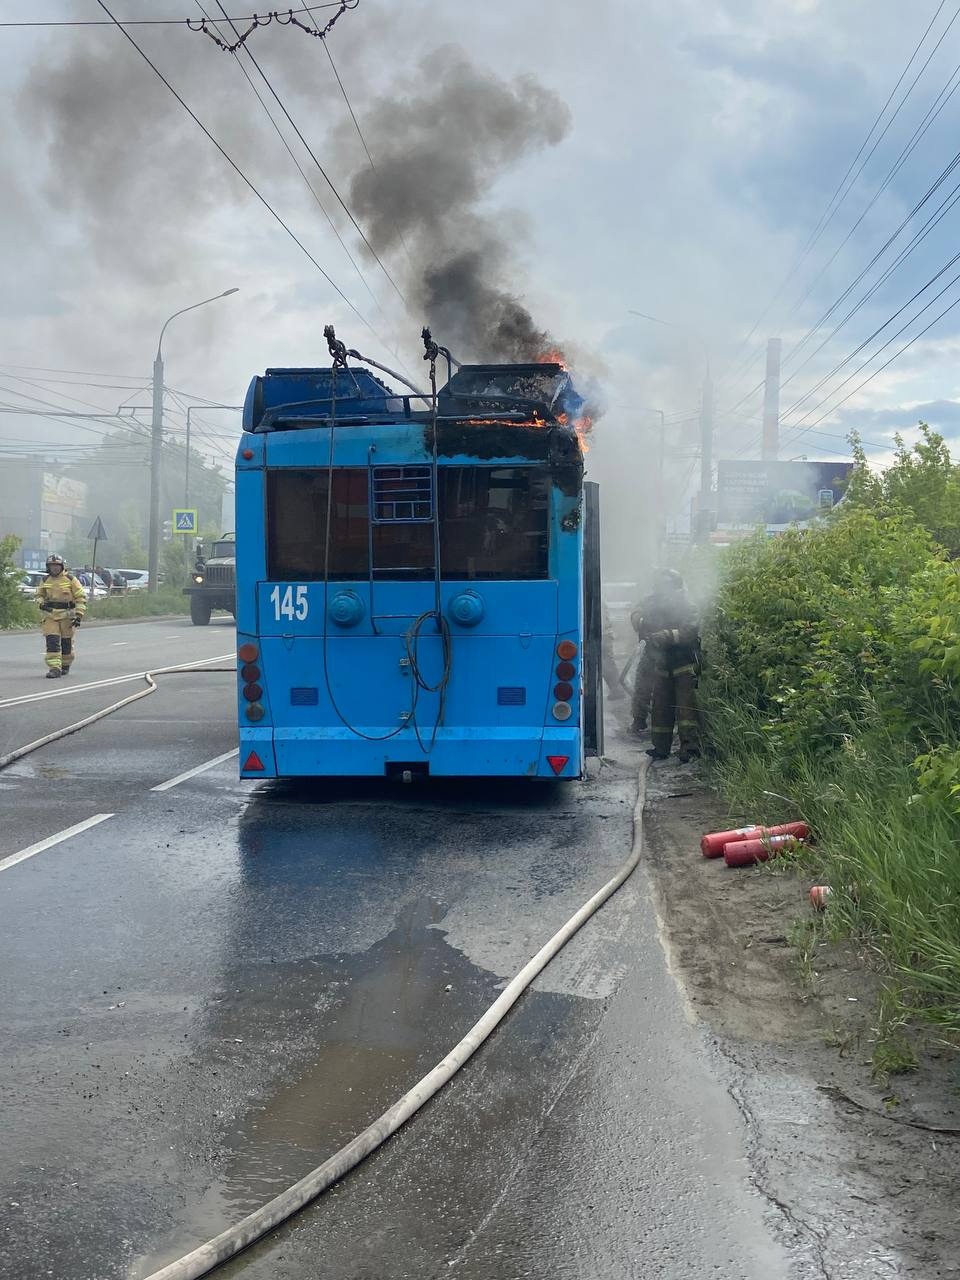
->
234, 329, 603, 781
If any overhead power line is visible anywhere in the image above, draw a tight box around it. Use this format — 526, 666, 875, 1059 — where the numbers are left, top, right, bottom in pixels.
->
93, 0, 393, 352
206, 0, 407, 306
0, 4, 346, 27
719, 0, 953, 388
781, 246, 960, 421
194, 0, 381, 309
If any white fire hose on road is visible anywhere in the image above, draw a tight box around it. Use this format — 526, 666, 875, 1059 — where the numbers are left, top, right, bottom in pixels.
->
143, 757, 651, 1280
0, 655, 236, 772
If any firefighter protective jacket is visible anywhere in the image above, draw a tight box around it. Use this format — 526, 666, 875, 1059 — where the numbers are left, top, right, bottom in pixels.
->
639, 590, 699, 670
35, 572, 87, 619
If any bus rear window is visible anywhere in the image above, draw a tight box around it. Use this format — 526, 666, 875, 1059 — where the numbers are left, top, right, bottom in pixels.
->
441, 467, 548, 579
268, 469, 368, 580
267, 465, 550, 581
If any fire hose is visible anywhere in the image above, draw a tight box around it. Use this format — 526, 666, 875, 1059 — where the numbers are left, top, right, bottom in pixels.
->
0, 656, 236, 772
143, 756, 651, 1280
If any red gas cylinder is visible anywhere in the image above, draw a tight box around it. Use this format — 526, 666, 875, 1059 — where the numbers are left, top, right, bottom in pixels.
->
723, 834, 805, 868
701, 821, 810, 859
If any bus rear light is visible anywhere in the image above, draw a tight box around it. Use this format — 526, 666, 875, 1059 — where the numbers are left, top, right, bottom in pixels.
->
552, 701, 572, 721
240, 663, 260, 683
242, 751, 265, 772
546, 755, 569, 775
556, 640, 578, 660
245, 703, 266, 722
238, 642, 259, 663
555, 660, 576, 681
242, 683, 263, 701
241, 448, 254, 460
554, 681, 574, 701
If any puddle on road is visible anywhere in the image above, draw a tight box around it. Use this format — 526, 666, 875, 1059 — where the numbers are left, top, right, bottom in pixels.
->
133, 894, 534, 1274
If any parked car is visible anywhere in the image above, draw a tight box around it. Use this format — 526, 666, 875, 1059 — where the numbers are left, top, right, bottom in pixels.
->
116, 569, 150, 591
73, 570, 111, 594
16, 570, 44, 598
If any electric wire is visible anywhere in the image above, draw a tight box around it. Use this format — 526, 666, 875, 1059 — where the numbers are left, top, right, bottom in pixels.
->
205, 0, 407, 307
195, 0, 381, 309
783, 288, 960, 444
722, 23, 960, 418
0, 4, 346, 27
779, 247, 960, 423
92, 0, 391, 353
779, 130, 960, 380
719, 0, 953, 388
780, 3, 960, 329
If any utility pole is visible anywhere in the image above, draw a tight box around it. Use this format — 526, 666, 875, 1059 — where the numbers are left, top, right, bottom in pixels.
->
761, 337, 782, 461
698, 366, 714, 542
148, 351, 164, 593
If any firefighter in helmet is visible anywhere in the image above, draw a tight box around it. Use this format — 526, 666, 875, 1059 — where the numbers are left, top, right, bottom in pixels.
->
35, 554, 86, 678
643, 568, 701, 762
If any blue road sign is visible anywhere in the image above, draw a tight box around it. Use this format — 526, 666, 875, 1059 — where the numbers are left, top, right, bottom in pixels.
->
173, 508, 198, 533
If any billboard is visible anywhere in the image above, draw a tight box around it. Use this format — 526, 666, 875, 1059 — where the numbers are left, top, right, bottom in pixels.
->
716, 459, 854, 529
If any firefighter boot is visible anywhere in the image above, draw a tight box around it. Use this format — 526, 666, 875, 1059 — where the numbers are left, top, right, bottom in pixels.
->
44, 631, 62, 677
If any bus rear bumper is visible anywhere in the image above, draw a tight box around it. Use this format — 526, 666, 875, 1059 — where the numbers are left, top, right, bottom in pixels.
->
239, 727, 583, 780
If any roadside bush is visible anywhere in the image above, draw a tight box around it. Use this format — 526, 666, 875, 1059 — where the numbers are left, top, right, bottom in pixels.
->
702, 498, 960, 1031
0, 536, 33, 629
85, 589, 190, 620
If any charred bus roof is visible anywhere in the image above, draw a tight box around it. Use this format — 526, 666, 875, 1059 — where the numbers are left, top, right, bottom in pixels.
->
242, 362, 584, 434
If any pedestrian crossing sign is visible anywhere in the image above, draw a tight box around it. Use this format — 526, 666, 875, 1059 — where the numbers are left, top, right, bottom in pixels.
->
173, 508, 198, 533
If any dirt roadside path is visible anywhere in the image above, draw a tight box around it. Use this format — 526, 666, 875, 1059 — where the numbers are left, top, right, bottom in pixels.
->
631, 731, 960, 1279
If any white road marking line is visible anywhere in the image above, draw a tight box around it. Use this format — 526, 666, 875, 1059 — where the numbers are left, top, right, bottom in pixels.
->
0, 814, 114, 876
151, 748, 239, 792
0, 653, 235, 710
111, 642, 129, 647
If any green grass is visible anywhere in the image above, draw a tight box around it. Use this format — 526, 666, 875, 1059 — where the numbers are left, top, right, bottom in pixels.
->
83, 589, 190, 620
705, 701, 960, 1034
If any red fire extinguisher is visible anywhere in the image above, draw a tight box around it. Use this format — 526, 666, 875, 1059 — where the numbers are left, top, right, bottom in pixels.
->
723, 834, 805, 868
700, 821, 810, 859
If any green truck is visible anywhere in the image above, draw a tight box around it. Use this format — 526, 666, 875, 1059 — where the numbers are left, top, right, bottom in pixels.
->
184, 533, 236, 626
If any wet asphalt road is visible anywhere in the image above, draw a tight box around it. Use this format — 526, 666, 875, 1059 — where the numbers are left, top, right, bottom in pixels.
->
1, 619, 790, 1279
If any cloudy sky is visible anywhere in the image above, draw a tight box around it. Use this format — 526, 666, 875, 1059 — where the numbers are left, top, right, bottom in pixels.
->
3, 0, 960, 558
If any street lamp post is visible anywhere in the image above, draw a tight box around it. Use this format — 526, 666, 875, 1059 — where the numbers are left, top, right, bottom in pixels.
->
148, 289, 238, 593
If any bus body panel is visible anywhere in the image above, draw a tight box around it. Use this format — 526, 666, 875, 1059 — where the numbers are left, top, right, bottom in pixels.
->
236, 398, 592, 781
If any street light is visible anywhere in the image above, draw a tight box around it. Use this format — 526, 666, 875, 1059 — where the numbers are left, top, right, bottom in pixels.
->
148, 289, 239, 593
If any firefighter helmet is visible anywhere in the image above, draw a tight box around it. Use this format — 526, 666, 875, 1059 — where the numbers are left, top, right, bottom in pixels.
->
45, 554, 65, 572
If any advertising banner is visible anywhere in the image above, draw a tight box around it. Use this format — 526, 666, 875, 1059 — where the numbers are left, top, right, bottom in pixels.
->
716, 459, 854, 529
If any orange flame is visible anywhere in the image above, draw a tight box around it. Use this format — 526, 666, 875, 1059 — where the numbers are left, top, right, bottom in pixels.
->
536, 347, 567, 368
556, 410, 593, 452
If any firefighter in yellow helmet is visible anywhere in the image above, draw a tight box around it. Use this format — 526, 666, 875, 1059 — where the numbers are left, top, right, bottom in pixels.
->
35, 554, 86, 678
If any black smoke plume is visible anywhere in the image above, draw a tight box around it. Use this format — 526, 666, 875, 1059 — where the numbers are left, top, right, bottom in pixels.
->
337, 47, 571, 363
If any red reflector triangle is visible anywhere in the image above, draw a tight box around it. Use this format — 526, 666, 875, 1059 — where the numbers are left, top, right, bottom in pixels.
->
242, 751, 265, 772
546, 755, 569, 776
